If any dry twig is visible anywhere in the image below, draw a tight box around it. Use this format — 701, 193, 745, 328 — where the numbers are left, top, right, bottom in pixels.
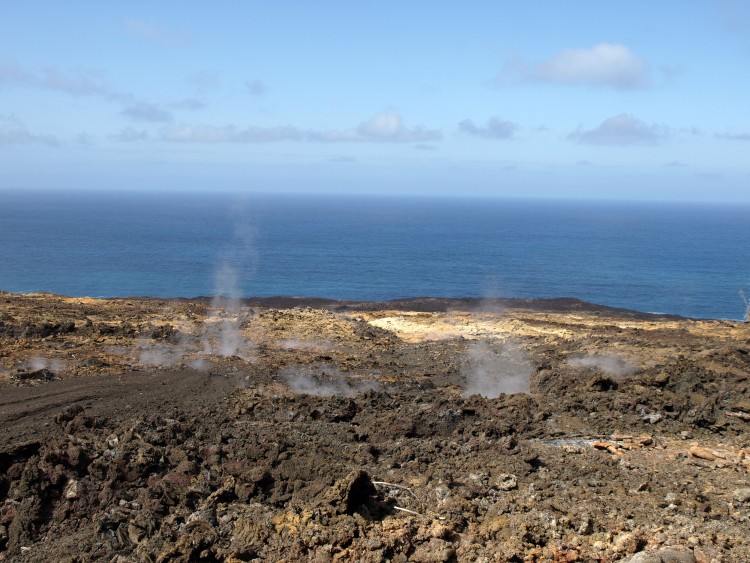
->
372, 481, 421, 505
393, 506, 420, 516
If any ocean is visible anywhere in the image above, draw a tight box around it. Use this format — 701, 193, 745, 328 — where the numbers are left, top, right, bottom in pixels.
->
1, 189, 748, 320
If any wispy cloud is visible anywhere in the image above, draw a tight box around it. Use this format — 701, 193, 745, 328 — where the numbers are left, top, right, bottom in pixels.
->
246, 79, 266, 96
695, 171, 723, 179
0, 58, 32, 87
109, 127, 149, 142
40, 66, 108, 96
0, 60, 108, 97
659, 64, 682, 82
568, 113, 666, 145
160, 123, 303, 143
718, 0, 750, 34
187, 70, 219, 91
680, 126, 703, 136
459, 116, 518, 139
0, 58, 180, 124
159, 110, 442, 144
1, 62, 438, 146
314, 110, 441, 143
502, 43, 651, 90
77, 133, 95, 147
717, 132, 750, 140
178, 72, 217, 109
121, 101, 173, 122
0, 115, 58, 147
171, 98, 205, 110
125, 19, 190, 45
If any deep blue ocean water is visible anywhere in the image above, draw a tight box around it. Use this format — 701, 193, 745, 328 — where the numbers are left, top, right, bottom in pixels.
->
1, 190, 748, 320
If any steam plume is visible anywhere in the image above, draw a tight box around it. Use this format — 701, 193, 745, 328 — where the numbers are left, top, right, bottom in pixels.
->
567, 354, 636, 377
202, 202, 258, 360
462, 339, 532, 398
282, 366, 380, 397
201, 264, 253, 360
26, 357, 66, 374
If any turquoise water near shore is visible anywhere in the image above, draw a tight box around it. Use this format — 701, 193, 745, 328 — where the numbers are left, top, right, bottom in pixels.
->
1, 190, 748, 319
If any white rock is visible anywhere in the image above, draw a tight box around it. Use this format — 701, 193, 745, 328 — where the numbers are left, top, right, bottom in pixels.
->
643, 413, 663, 424
64, 479, 80, 500
495, 473, 518, 491
733, 488, 750, 503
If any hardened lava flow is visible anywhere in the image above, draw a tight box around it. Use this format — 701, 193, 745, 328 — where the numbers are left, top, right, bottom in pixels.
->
1, 292, 749, 561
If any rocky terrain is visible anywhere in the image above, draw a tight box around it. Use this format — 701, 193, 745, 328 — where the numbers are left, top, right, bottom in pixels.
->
1, 291, 749, 562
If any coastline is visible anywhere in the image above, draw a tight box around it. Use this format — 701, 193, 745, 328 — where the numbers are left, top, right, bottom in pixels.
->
2, 290, 692, 319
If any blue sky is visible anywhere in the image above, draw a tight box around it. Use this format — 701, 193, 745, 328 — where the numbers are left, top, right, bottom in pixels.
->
1, 1, 749, 200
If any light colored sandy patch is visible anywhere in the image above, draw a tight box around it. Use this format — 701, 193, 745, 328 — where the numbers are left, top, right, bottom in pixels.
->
275, 338, 333, 351
61, 296, 102, 305
361, 312, 577, 343
358, 309, 749, 346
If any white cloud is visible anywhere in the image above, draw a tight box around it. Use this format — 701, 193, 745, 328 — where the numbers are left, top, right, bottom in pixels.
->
459, 116, 517, 139
315, 110, 441, 143
0, 115, 58, 147
121, 102, 173, 122
504, 43, 650, 90
568, 113, 665, 145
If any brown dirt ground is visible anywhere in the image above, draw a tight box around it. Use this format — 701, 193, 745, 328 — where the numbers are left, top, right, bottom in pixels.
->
1, 291, 749, 562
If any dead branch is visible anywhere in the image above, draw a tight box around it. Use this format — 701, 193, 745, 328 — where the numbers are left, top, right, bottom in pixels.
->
393, 506, 420, 516
372, 481, 421, 505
